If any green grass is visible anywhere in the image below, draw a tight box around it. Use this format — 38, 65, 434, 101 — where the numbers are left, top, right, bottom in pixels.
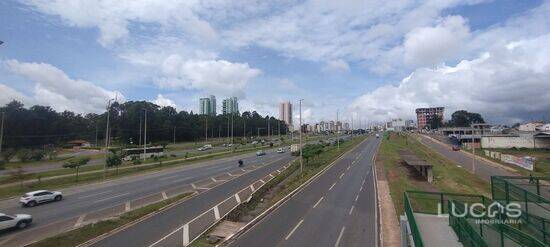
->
0, 144, 272, 199
380, 133, 491, 217
29, 192, 193, 247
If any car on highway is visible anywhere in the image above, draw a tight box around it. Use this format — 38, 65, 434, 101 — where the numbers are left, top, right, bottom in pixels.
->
251, 141, 258, 144
197, 144, 212, 151
0, 213, 32, 231
277, 148, 285, 153
256, 150, 266, 156
20, 190, 63, 207
375, 133, 380, 138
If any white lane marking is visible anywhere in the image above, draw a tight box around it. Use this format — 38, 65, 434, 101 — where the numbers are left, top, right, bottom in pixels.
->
74, 214, 86, 227
235, 194, 241, 204
241, 169, 247, 172
211, 177, 217, 182
260, 179, 265, 184
95, 192, 130, 203
172, 177, 191, 183
355, 195, 359, 202
269, 174, 275, 178
162, 191, 168, 200
347, 166, 350, 171
182, 224, 189, 246
360, 185, 363, 192
191, 183, 197, 189
158, 175, 180, 181
285, 219, 304, 240
125, 202, 131, 211
78, 190, 113, 199
339, 173, 345, 179
335, 226, 346, 247
329, 182, 336, 191
349, 205, 355, 215
227, 172, 236, 177
214, 206, 220, 220
313, 197, 324, 208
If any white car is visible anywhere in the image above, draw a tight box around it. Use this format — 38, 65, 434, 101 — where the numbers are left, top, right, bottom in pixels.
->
277, 148, 285, 153
0, 213, 32, 230
20, 190, 63, 207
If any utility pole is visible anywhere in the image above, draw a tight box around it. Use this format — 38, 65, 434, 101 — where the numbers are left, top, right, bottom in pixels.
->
138, 115, 142, 146
205, 117, 208, 143
299, 99, 304, 174
103, 99, 114, 179
143, 109, 147, 160
337, 109, 340, 150
471, 124, 476, 174
0, 112, 4, 156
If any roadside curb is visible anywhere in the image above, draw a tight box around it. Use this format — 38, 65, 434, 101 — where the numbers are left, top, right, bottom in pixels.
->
220, 137, 369, 246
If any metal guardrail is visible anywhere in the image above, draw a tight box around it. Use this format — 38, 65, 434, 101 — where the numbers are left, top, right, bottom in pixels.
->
449, 199, 547, 247
404, 192, 424, 247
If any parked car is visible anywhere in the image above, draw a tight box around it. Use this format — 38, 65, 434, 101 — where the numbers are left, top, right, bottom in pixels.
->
375, 133, 380, 138
256, 150, 266, 156
0, 213, 32, 230
197, 144, 212, 151
277, 148, 285, 153
251, 141, 258, 145
20, 190, 63, 207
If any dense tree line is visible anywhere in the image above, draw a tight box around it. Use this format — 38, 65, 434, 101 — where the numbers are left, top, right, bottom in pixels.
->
0, 100, 288, 149
425, 110, 485, 129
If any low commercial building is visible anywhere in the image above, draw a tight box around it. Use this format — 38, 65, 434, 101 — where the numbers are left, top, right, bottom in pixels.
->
480, 132, 550, 149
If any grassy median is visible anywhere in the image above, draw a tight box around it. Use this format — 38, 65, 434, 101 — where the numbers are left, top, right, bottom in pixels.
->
29, 192, 194, 247
378, 133, 490, 217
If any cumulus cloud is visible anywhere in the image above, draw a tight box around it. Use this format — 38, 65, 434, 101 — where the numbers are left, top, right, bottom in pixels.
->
155, 57, 261, 96
0, 84, 28, 105
152, 94, 177, 109
404, 15, 471, 68
351, 33, 550, 123
323, 59, 350, 73
5, 60, 123, 113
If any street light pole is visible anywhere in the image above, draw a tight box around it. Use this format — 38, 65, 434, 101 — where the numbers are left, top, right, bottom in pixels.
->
299, 99, 304, 174
471, 125, 476, 174
103, 99, 114, 179
337, 109, 340, 150
143, 109, 147, 160
0, 112, 4, 156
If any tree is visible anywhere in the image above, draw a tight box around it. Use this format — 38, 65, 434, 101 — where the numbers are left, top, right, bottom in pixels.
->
448, 110, 485, 127
427, 115, 443, 129
30, 150, 45, 161
0, 149, 17, 163
63, 157, 90, 182
17, 149, 32, 163
106, 152, 122, 174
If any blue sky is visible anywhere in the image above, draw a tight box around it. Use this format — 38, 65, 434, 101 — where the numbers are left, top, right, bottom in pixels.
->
1, 0, 549, 125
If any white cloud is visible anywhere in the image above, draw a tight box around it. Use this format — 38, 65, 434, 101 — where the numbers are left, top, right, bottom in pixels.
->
351, 33, 550, 123
323, 59, 350, 73
5, 60, 123, 113
0, 84, 28, 105
152, 94, 177, 109
155, 58, 262, 96
403, 15, 471, 68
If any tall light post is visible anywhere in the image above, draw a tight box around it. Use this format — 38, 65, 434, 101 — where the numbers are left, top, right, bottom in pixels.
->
0, 112, 5, 156
103, 98, 114, 179
299, 99, 304, 174
336, 109, 340, 150
143, 109, 147, 160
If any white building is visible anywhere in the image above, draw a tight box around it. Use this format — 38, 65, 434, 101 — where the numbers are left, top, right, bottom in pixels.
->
278, 101, 293, 128
536, 124, 550, 132
518, 122, 544, 132
199, 95, 216, 116
222, 97, 239, 114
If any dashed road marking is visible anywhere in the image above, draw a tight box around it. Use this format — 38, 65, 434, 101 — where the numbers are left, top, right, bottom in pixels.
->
360, 185, 363, 192
335, 226, 346, 247
183, 224, 189, 245
355, 194, 359, 202
285, 219, 304, 240
162, 191, 168, 200
260, 179, 265, 184
313, 197, 324, 208
349, 205, 354, 215
339, 173, 345, 179
191, 183, 197, 189
211, 177, 217, 182
329, 182, 336, 191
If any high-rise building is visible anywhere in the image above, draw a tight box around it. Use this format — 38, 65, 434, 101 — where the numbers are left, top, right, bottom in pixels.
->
222, 97, 239, 114
278, 101, 293, 128
415, 107, 444, 129
199, 95, 217, 116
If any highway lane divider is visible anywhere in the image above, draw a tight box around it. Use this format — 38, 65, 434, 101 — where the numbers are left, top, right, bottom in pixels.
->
3, 158, 285, 247
148, 160, 295, 246
220, 136, 369, 246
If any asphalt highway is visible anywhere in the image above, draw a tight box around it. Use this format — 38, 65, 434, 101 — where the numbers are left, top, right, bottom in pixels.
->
0, 149, 290, 245
229, 136, 381, 247
90, 153, 295, 246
